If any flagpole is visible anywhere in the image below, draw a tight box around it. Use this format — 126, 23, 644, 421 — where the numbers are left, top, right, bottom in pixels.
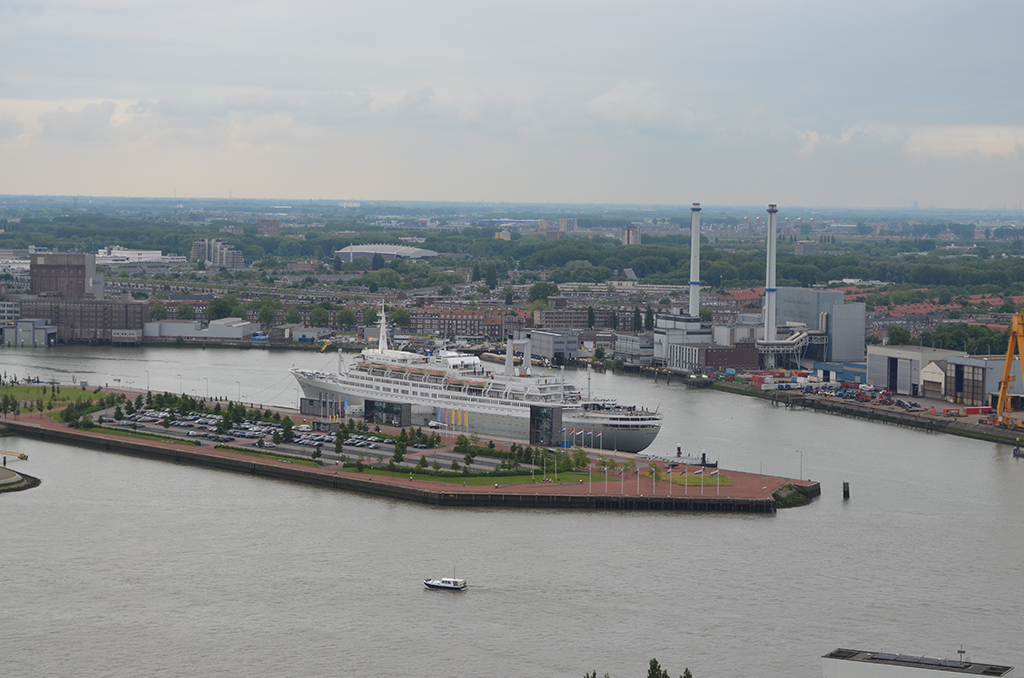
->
701, 468, 704, 496
684, 466, 688, 496
589, 466, 592, 495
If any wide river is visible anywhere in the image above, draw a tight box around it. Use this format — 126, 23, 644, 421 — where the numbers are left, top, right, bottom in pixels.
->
3, 346, 1023, 678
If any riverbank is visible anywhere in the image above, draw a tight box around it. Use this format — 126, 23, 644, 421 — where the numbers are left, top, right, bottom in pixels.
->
710, 381, 1024, 446
0, 415, 818, 513
0, 466, 40, 493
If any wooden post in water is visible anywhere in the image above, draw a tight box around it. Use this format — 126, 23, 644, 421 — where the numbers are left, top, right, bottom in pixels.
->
843, 481, 850, 500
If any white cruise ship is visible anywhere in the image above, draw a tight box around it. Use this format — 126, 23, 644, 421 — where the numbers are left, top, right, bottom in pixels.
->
290, 310, 662, 453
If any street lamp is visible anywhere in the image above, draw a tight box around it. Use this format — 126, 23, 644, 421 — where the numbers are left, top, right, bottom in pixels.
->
205, 377, 209, 399
177, 373, 182, 393
236, 381, 240, 402
145, 370, 149, 390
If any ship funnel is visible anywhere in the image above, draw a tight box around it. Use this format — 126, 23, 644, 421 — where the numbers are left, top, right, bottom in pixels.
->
764, 204, 779, 366
689, 202, 702, 318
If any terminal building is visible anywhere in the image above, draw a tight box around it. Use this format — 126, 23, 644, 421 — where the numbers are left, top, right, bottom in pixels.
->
333, 244, 438, 263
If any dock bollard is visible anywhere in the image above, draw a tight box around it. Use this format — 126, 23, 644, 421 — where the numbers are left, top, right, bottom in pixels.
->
842, 481, 850, 500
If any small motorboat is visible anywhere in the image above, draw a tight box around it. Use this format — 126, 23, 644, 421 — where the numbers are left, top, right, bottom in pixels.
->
1014, 442, 1024, 459
424, 577, 467, 591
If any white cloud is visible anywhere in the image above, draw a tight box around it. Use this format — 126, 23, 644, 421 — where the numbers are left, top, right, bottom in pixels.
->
904, 126, 1024, 160
38, 101, 117, 141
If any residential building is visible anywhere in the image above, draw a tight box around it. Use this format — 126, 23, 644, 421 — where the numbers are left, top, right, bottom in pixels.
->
794, 240, 819, 255
622, 225, 642, 245
257, 219, 281, 237
190, 239, 244, 269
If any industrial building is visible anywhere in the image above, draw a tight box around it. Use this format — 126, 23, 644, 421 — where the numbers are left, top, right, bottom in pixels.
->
516, 329, 579, 365
1, 318, 57, 347
945, 353, 1024, 406
865, 345, 967, 397
30, 253, 103, 298
143, 317, 261, 342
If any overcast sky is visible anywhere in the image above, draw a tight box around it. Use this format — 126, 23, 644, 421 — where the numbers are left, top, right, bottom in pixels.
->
1, 0, 1022, 209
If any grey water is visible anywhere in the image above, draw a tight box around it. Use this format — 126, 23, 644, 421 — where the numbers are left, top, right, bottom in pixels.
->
2, 346, 1023, 677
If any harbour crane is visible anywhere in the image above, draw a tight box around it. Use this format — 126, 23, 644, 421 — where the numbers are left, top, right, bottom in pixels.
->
995, 312, 1024, 428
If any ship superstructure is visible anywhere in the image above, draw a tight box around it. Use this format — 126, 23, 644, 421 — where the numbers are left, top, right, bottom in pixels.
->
290, 309, 662, 452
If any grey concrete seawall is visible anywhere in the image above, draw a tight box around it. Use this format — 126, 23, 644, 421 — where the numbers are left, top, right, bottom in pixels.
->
2, 420, 781, 513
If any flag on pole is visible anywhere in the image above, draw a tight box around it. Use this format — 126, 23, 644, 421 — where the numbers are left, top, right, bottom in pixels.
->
575, 430, 584, 437
693, 468, 703, 475
561, 427, 566, 433
587, 430, 593, 437
569, 429, 576, 436
666, 467, 672, 475
595, 432, 602, 438
710, 468, 719, 476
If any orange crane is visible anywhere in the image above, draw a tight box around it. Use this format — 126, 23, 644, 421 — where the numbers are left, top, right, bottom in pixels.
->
995, 312, 1024, 427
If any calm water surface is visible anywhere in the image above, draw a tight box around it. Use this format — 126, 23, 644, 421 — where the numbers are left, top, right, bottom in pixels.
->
2, 346, 1023, 677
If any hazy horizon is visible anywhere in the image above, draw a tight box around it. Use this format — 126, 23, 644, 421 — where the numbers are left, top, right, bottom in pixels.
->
2, 1, 1022, 210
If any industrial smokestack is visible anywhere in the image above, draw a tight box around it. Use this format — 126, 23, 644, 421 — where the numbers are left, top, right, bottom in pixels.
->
764, 204, 779, 352
688, 202, 702, 318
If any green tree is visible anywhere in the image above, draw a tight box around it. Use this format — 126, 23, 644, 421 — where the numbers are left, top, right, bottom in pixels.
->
644, 305, 654, 331
471, 264, 481, 281
594, 346, 606, 361
633, 307, 642, 332
485, 264, 498, 288
176, 303, 195, 320
285, 307, 302, 324
528, 281, 560, 303
439, 284, 454, 296
887, 325, 913, 346
647, 658, 670, 678
336, 308, 357, 327
571, 446, 589, 470
309, 307, 329, 326
587, 306, 596, 329
505, 287, 514, 305
208, 294, 241, 320
113, 404, 123, 421
364, 307, 379, 325
698, 306, 713, 322
393, 441, 406, 464
371, 252, 385, 270
150, 303, 168, 321
391, 308, 411, 327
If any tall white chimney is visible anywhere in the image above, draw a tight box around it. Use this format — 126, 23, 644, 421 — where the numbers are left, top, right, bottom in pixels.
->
764, 204, 779, 345
688, 202, 702, 318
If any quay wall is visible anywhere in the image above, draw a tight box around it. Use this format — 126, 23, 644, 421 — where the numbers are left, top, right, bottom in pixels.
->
1, 420, 777, 513
711, 383, 1024, 446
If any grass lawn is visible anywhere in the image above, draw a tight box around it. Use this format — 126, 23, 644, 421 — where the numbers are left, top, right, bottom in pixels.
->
340, 468, 598, 486
665, 473, 733, 487
92, 425, 201, 446
216, 445, 324, 467
0, 384, 113, 404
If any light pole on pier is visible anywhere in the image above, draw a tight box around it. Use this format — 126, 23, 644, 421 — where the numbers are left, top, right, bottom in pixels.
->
177, 373, 182, 394
205, 377, 209, 399
236, 381, 240, 402
145, 370, 149, 391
